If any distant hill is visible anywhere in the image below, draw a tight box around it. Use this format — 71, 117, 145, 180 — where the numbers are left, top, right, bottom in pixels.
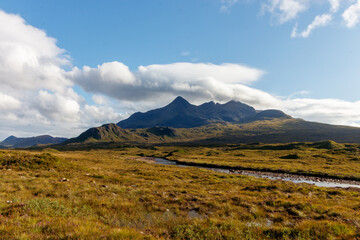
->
0, 135, 68, 148
117, 96, 291, 129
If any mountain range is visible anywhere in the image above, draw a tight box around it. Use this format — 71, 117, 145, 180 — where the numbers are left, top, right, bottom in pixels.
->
0, 135, 68, 148
62, 96, 360, 146
117, 96, 290, 128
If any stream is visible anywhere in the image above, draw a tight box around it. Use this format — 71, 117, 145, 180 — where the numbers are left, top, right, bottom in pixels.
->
153, 158, 360, 189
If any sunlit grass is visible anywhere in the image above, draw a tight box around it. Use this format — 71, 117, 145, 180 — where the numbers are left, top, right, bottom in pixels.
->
0, 148, 359, 239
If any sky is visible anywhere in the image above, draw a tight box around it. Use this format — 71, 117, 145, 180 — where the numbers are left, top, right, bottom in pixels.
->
0, 0, 360, 139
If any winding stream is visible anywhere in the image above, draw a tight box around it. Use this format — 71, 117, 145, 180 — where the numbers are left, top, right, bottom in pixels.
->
153, 158, 360, 189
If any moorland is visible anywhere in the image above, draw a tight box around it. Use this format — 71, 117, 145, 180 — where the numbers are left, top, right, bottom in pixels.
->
1, 143, 360, 239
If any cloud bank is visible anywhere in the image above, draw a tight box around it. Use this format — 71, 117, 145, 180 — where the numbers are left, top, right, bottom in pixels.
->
0, 8, 360, 139
0, 10, 121, 139
71, 60, 360, 128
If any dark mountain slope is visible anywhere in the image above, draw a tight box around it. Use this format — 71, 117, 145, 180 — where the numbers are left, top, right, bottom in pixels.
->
117, 96, 290, 129
0, 135, 67, 148
62, 124, 180, 144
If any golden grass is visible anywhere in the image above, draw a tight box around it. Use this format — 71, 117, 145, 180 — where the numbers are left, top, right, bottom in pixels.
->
0, 148, 359, 239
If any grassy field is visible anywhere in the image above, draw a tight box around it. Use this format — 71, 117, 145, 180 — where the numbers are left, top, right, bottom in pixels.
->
0, 147, 360, 239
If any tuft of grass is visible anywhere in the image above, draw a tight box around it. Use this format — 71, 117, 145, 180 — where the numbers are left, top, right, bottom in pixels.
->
0, 152, 60, 170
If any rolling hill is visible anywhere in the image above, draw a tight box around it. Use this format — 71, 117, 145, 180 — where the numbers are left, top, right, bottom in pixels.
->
0, 135, 68, 148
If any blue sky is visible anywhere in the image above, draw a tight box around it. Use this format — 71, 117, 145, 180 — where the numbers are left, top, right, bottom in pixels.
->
0, 0, 360, 139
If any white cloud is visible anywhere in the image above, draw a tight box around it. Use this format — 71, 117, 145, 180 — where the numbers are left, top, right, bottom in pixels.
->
35, 90, 81, 122
71, 62, 267, 106
282, 98, 360, 127
291, 14, 332, 38
0, 9, 122, 139
263, 0, 309, 23
329, 0, 342, 13
342, 0, 360, 28
83, 105, 122, 123
262, 0, 360, 36
92, 94, 109, 105
0, 93, 21, 110
138, 62, 263, 84
0, 10, 71, 93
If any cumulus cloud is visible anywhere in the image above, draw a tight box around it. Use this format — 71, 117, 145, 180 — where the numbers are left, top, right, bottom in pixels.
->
329, 0, 342, 13
342, 0, 360, 28
282, 98, 360, 127
92, 94, 109, 105
83, 105, 122, 123
291, 14, 332, 38
71, 62, 270, 106
0, 93, 21, 110
35, 90, 81, 122
0, 9, 122, 139
0, 10, 71, 93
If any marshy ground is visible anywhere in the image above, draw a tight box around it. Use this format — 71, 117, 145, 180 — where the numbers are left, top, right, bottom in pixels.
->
0, 143, 360, 239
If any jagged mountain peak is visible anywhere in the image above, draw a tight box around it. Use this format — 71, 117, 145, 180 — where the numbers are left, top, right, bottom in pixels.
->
171, 96, 190, 104
166, 96, 192, 109
117, 96, 290, 129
